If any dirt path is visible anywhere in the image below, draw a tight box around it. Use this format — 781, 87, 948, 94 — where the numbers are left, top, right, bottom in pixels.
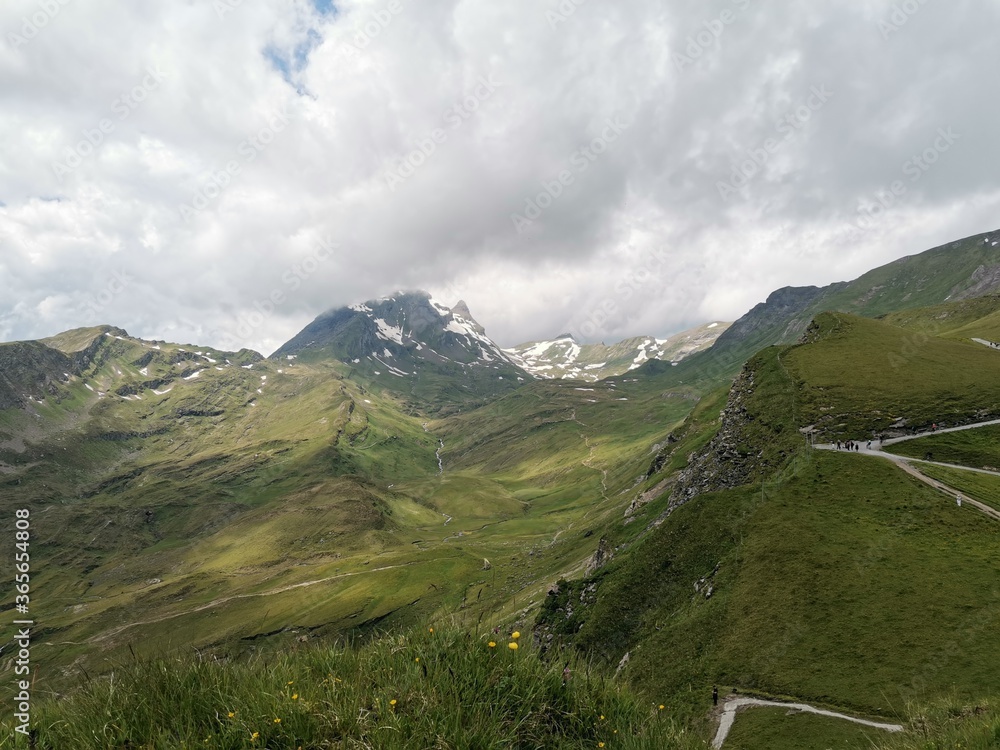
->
814, 418, 1000, 522
712, 697, 903, 748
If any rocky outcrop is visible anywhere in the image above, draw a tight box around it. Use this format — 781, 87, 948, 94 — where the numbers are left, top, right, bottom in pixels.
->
665, 365, 761, 509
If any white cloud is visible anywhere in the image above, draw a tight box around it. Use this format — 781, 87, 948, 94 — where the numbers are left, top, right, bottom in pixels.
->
1, 0, 999, 354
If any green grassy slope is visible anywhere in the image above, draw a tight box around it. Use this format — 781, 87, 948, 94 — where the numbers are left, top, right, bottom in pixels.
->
784, 312, 1000, 440
537, 324, 1000, 743
722, 707, 882, 750
1, 325, 703, 693
883, 425, 1000, 469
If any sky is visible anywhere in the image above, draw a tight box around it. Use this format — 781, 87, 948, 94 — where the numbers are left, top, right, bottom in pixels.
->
2, 0, 999, 355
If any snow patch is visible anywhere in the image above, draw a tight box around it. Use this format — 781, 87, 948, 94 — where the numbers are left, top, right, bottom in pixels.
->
374, 318, 405, 345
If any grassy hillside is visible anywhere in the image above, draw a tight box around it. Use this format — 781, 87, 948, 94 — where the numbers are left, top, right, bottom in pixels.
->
783, 312, 1000, 440
537, 333, 1000, 744
0, 326, 702, 695
883, 425, 1000, 469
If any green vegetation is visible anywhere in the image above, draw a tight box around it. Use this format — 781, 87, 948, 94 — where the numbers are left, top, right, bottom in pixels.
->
872, 697, 1000, 749
8, 232, 1000, 746
884, 425, 1000, 470
916, 464, 1000, 512
1, 628, 698, 750
722, 707, 881, 749
784, 312, 1000, 440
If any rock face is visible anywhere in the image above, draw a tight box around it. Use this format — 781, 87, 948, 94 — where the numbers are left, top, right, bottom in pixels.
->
666, 365, 760, 507
585, 536, 614, 575
0, 341, 74, 409
272, 291, 529, 414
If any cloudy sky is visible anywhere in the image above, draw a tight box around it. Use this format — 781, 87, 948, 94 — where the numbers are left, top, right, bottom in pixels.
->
2, 0, 998, 354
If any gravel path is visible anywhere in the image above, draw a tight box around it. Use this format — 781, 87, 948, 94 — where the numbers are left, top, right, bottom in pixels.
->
712, 697, 903, 748
814, 418, 1000, 522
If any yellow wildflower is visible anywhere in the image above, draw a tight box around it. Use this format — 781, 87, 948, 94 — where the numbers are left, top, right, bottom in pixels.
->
512, 631, 521, 639
488, 641, 496, 648
291, 694, 298, 700
274, 718, 281, 724
508, 642, 518, 650
390, 699, 397, 706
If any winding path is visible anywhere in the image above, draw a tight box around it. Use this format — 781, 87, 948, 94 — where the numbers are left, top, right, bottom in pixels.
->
712, 697, 903, 748
814, 419, 1000, 522
713, 418, 1000, 744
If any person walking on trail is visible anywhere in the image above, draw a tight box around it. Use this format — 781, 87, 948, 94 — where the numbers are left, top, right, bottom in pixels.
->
836, 440, 841, 450
854, 442, 859, 452
713, 686, 718, 706
957, 495, 963, 507
866, 440, 872, 450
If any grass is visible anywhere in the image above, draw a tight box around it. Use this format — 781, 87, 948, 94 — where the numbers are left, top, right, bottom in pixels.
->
783, 312, 1000, 440
883, 425, 1000, 470
721, 706, 882, 749
871, 697, 1000, 749
1, 628, 700, 750
538, 344, 1000, 739
915, 464, 1000, 513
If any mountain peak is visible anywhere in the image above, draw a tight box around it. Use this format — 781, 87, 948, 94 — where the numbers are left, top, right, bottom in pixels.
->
271, 291, 528, 413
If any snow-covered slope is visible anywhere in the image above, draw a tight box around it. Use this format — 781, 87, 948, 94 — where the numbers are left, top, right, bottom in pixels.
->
505, 322, 731, 382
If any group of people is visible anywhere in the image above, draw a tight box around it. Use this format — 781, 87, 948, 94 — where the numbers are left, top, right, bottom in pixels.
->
835, 439, 873, 451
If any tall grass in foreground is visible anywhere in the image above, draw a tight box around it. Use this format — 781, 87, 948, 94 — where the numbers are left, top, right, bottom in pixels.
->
2, 628, 703, 749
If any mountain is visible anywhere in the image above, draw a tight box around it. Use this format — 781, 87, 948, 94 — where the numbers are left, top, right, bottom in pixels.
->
648, 227, 1000, 388
8, 228, 1000, 747
505, 322, 730, 382
272, 291, 528, 414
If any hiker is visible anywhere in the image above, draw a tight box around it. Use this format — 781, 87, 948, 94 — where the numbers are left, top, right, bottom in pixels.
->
957, 495, 963, 507
866, 440, 872, 450
854, 442, 859, 452
713, 686, 718, 706
836, 440, 841, 450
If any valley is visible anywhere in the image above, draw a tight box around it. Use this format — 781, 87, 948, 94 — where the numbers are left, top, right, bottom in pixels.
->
3, 229, 1000, 747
